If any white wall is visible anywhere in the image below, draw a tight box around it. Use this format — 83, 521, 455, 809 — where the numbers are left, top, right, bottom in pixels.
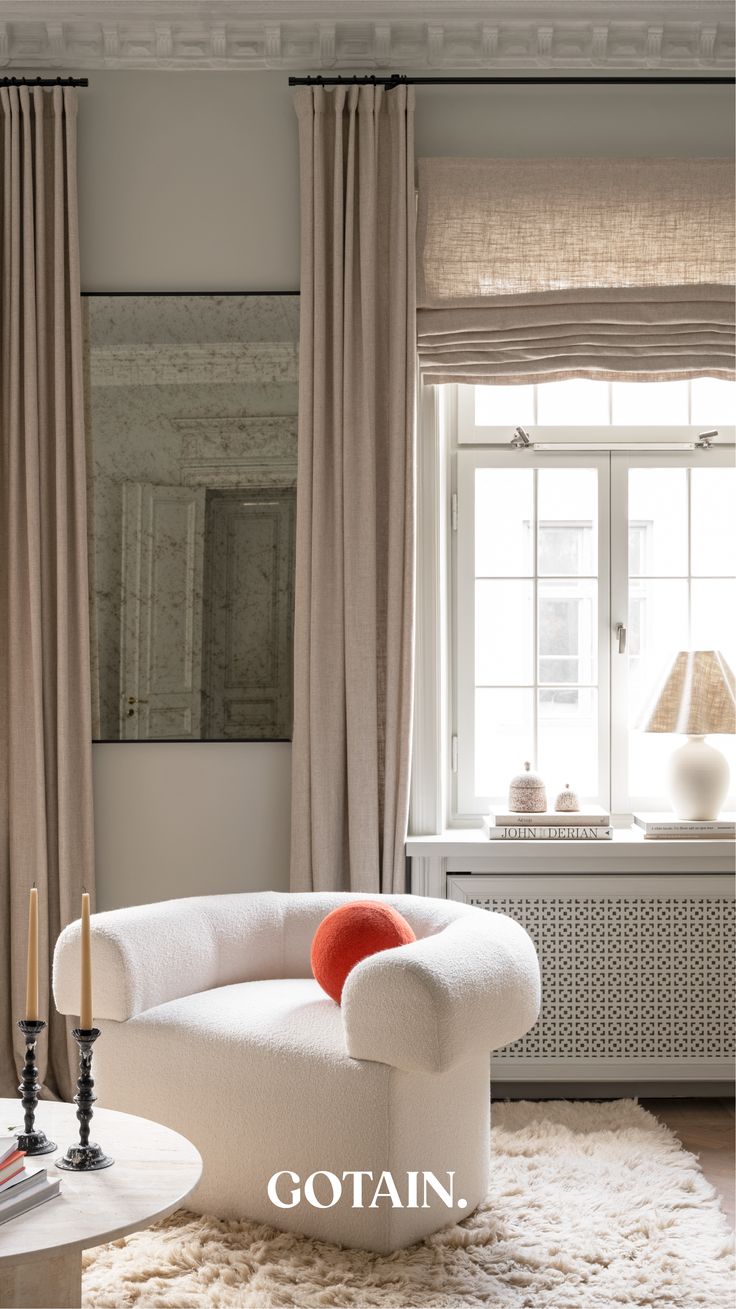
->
93, 744, 291, 909
414, 82, 734, 158
78, 72, 300, 292
74, 70, 733, 908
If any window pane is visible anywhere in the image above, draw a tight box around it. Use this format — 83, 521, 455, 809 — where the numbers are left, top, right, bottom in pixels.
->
475, 468, 533, 576
691, 580, 736, 658
536, 379, 609, 425
475, 689, 534, 797
537, 468, 597, 574
611, 379, 689, 425
628, 469, 688, 575
475, 384, 534, 427
538, 580, 597, 684
538, 689, 598, 798
628, 580, 689, 724
690, 377, 736, 426
628, 524, 648, 577
476, 581, 533, 684
691, 468, 736, 577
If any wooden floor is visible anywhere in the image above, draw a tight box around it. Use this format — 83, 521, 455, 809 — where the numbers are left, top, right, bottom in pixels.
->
642, 1097, 735, 1228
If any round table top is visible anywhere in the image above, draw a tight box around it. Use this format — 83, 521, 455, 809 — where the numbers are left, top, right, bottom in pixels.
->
0, 1098, 202, 1265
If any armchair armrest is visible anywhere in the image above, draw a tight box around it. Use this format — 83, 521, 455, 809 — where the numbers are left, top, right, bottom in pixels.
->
53, 893, 283, 1021
341, 910, 540, 1073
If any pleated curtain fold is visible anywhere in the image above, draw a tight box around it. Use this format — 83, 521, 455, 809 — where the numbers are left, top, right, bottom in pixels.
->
0, 86, 94, 1099
290, 85, 416, 893
417, 156, 736, 383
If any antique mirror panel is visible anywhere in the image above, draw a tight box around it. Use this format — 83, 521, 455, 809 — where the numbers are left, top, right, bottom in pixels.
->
86, 293, 298, 741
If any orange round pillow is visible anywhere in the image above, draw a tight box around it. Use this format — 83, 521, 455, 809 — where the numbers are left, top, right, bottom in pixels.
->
311, 901, 416, 1004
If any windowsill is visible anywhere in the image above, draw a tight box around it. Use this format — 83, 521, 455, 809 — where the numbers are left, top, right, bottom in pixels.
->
405, 826, 735, 871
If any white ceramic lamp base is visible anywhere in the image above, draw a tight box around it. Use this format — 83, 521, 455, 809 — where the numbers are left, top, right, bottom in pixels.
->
668, 735, 730, 821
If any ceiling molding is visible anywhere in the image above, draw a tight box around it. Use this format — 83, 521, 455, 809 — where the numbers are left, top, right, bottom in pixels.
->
1, 3, 733, 72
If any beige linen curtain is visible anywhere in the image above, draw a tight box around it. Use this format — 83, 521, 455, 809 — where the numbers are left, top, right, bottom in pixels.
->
0, 86, 94, 1099
417, 156, 736, 383
291, 85, 415, 893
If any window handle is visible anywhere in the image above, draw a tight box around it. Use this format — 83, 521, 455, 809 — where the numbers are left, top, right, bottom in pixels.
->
615, 622, 627, 654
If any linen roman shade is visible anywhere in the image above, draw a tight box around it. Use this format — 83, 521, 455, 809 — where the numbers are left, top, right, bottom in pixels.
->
416, 156, 736, 384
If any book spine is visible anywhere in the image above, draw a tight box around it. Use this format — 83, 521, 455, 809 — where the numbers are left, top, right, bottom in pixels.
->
492, 815, 610, 827
638, 823, 735, 835
487, 826, 613, 840
643, 830, 735, 840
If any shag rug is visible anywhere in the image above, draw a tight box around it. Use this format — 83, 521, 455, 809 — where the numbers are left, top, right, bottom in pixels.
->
82, 1100, 735, 1309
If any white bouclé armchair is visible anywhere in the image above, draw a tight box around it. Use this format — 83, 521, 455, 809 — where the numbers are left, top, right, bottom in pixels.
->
53, 891, 540, 1253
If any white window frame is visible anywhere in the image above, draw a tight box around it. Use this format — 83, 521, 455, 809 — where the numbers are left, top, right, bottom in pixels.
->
455, 446, 611, 817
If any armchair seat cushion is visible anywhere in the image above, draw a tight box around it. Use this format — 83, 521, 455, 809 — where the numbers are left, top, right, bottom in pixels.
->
117, 977, 352, 1071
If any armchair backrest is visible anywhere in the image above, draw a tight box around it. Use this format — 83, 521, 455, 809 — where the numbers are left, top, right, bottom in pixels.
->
53, 891, 475, 1022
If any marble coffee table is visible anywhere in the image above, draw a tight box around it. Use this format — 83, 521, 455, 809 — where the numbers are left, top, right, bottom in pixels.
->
0, 1098, 202, 1309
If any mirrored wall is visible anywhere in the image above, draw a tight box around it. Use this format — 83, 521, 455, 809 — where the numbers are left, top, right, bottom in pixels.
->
86, 293, 299, 741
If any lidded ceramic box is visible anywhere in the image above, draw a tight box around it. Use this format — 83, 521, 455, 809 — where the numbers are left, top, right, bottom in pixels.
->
508, 761, 547, 813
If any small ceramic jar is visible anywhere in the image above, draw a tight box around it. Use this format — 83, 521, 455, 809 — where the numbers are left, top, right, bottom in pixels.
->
508, 761, 547, 813
555, 783, 580, 812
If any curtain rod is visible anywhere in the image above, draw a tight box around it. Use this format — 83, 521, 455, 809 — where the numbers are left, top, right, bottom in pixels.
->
288, 73, 734, 87
0, 76, 89, 88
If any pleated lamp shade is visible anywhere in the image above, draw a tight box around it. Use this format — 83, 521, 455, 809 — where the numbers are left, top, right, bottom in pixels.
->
641, 650, 736, 736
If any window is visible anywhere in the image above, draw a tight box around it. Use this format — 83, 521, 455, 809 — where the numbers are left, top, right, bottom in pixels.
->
452, 379, 736, 817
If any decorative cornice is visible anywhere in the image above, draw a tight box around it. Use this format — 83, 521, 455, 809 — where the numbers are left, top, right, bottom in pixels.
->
1, 2, 733, 71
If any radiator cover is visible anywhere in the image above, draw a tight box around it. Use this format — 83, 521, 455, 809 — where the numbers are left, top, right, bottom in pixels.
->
447, 874, 734, 1079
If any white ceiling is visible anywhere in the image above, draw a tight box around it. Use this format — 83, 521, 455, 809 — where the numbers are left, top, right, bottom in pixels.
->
1, 0, 733, 71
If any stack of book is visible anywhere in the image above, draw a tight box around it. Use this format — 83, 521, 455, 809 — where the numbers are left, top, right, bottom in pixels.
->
483, 807, 612, 840
633, 813, 736, 840
0, 1135, 61, 1226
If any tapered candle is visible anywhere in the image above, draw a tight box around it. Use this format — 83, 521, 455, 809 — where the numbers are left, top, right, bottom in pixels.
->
80, 892, 93, 1030
25, 886, 39, 1021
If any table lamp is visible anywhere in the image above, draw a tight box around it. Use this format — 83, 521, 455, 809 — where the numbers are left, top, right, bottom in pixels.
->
640, 650, 735, 820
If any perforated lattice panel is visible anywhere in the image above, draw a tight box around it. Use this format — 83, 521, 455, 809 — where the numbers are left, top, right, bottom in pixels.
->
469, 896, 735, 1060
